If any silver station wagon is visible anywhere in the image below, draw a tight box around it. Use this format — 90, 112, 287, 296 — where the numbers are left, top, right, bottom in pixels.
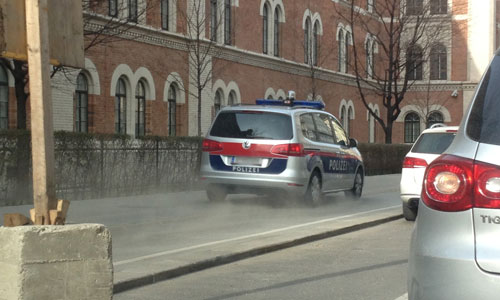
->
199, 93, 364, 205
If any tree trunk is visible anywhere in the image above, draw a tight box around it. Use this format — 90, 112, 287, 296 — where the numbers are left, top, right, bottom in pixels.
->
197, 87, 202, 137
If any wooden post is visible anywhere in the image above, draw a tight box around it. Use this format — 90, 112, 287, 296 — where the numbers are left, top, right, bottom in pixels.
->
25, 0, 57, 225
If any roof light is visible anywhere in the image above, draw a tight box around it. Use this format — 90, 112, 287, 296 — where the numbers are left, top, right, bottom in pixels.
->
255, 99, 325, 109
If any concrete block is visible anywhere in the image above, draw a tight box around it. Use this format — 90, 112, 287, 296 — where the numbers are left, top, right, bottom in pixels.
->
0, 224, 113, 300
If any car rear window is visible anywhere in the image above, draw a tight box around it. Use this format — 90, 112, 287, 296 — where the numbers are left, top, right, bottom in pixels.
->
467, 54, 500, 145
210, 111, 293, 140
411, 132, 456, 154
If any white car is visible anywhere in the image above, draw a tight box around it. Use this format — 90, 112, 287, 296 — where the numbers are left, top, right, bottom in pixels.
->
400, 125, 458, 220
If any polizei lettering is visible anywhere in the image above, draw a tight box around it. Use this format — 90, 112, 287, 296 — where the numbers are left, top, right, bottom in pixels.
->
480, 215, 500, 224
329, 159, 348, 172
232, 166, 260, 173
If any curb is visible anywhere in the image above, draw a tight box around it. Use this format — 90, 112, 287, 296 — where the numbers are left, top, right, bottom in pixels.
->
113, 213, 403, 294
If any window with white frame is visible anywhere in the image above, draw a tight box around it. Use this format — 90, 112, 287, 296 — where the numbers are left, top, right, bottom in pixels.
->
0, 65, 8, 130
430, 0, 447, 15
128, 0, 138, 22
340, 105, 347, 130
211, 0, 218, 41
338, 28, 345, 72
367, 0, 374, 13
75, 73, 88, 133
168, 84, 177, 136
161, 0, 169, 30
214, 89, 223, 115
224, 0, 232, 45
304, 17, 312, 64
347, 106, 353, 136
312, 21, 319, 66
274, 7, 281, 57
109, 0, 118, 17
407, 45, 423, 80
135, 81, 146, 137
115, 78, 127, 134
404, 112, 420, 143
228, 90, 236, 105
345, 31, 350, 73
366, 37, 376, 78
427, 111, 444, 128
407, 0, 423, 15
263, 3, 269, 54
430, 43, 447, 80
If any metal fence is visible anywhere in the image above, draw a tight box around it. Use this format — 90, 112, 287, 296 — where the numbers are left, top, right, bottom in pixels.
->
0, 132, 202, 206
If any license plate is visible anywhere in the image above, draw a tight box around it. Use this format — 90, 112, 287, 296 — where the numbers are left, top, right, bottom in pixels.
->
231, 156, 262, 166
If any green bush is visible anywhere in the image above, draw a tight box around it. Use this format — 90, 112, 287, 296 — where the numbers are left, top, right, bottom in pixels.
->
358, 143, 412, 176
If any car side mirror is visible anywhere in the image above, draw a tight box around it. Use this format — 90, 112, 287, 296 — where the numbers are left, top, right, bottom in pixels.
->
349, 138, 358, 148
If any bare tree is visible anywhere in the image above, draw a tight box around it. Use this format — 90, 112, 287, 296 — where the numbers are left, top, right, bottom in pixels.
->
406, 79, 453, 128
177, 0, 226, 136
335, 0, 451, 143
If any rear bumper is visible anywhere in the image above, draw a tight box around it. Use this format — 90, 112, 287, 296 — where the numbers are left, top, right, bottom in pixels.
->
408, 202, 500, 299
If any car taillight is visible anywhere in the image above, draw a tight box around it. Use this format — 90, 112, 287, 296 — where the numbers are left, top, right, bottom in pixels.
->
422, 154, 500, 212
402, 157, 428, 168
474, 162, 500, 208
202, 139, 223, 152
270, 143, 304, 157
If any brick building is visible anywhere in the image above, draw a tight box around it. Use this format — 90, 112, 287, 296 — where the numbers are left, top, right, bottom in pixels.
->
0, 0, 498, 143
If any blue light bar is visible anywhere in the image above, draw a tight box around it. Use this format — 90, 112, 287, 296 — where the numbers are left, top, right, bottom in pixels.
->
256, 99, 325, 109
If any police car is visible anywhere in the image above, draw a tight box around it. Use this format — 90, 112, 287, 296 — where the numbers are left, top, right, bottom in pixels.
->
200, 91, 364, 205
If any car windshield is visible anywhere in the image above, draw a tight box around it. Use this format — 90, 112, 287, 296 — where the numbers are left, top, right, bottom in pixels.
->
467, 54, 500, 145
411, 132, 456, 154
210, 111, 293, 140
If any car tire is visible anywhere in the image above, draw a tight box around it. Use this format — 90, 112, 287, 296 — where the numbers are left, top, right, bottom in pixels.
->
345, 170, 363, 199
305, 172, 323, 206
206, 184, 227, 202
402, 201, 417, 221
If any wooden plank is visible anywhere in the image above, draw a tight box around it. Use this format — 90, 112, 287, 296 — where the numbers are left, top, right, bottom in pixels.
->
3, 213, 32, 227
56, 199, 70, 224
25, 0, 57, 225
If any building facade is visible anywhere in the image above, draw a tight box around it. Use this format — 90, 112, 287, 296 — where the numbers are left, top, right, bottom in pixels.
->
0, 0, 498, 143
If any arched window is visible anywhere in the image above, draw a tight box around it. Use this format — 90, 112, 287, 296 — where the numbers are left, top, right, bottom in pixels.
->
366, 38, 375, 78
313, 21, 319, 66
75, 73, 88, 133
427, 111, 444, 128
128, 0, 138, 22
369, 108, 379, 143
214, 89, 223, 115
407, 0, 423, 15
345, 31, 350, 73
404, 112, 420, 143
115, 78, 127, 134
224, 0, 232, 45
168, 84, 177, 136
109, 0, 118, 17
340, 105, 347, 130
210, 0, 218, 41
407, 45, 423, 80
304, 18, 311, 64
228, 90, 236, 105
347, 106, 353, 136
135, 81, 146, 136
161, 0, 169, 30
430, 0, 447, 15
430, 44, 447, 80
274, 7, 280, 57
263, 3, 269, 54
338, 29, 345, 72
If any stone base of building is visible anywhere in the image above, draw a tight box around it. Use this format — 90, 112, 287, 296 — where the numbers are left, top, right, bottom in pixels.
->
0, 224, 113, 300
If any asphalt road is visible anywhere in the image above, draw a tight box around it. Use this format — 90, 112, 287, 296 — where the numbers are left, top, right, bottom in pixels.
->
115, 219, 413, 300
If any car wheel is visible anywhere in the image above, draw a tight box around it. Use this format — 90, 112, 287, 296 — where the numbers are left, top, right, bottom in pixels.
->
206, 184, 227, 202
305, 172, 323, 206
402, 201, 417, 221
345, 170, 363, 199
